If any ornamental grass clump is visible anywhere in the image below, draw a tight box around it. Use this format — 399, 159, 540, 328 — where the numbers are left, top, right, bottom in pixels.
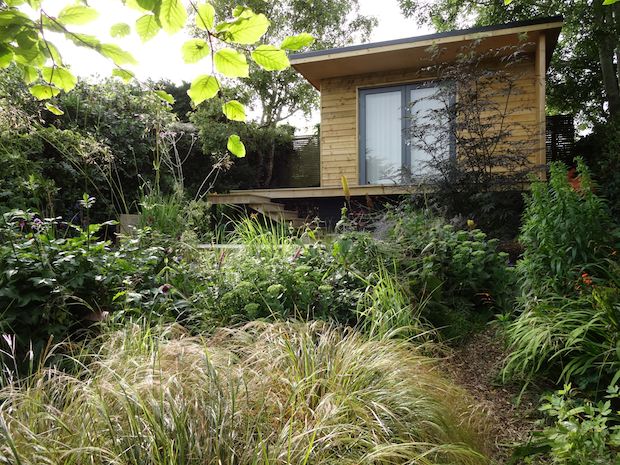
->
0, 321, 491, 465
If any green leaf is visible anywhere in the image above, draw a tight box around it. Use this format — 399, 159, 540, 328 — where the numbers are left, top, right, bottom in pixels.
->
57, 5, 99, 25
227, 13, 270, 45
214, 48, 248, 78
136, 14, 161, 42
195, 2, 215, 30
0, 44, 14, 68
12, 40, 44, 66
126, 0, 157, 11
280, 33, 315, 51
18, 64, 38, 83
227, 134, 246, 158
603, 0, 618, 4
503, 0, 512, 4
154, 90, 175, 104
159, 0, 187, 34
67, 33, 101, 49
251, 45, 289, 71
187, 74, 220, 105
110, 23, 131, 38
100, 44, 137, 66
0, 9, 31, 27
44, 102, 64, 115
222, 100, 246, 122
41, 66, 77, 92
112, 68, 134, 82
181, 39, 210, 63
41, 41, 63, 65
29, 84, 60, 100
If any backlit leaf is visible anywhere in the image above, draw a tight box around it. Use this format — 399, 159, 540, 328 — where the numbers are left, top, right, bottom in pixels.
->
67, 33, 101, 49
195, 2, 215, 30
45, 102, 64, 115
41, 66, 77, 92
227, 134, 246, 158
227, 13, 270, 45
187, 74, 220, 105
280, 33, 315, 51
110, 23, 131, 38
251, 45, 289, 71
159, 0, 187, 34
136, 14, 161, 42
18, 64, 38, 83
112, 68, 134, 82
214, 48, 248, 78
57, 6, 99, 25
100, 44, 137, 66
154, 90, 175, 104
222, 100, 246, 121
181, 39, 210, 63
29, 84, 60, 100
0, 44, 14, 68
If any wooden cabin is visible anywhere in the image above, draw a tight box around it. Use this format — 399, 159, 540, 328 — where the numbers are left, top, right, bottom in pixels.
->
209, 16, 563, 225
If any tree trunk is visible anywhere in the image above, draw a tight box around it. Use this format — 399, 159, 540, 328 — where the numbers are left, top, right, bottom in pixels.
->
594, 2, 620, 118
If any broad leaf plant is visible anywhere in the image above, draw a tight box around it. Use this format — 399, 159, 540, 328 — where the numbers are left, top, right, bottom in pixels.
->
0, 0, 314, 157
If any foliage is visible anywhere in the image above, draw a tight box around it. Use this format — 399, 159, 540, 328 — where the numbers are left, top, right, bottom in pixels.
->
576, 117, 620, 222
191, 97, 295, 189
406, 43, 536, 227
0, 321, 491, 464
517, 160, 617, 296
516, 384, 620, 464
503, 160, 620, 392
0, 208, 167, 351
503, 284, 620, 389
396, 0, 617, 128
385, 205, 513, 340
206, 0, 376, 125
0, 0, 312, 159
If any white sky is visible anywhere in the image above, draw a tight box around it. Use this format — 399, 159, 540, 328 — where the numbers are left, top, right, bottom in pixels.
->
33, 0, 434, 130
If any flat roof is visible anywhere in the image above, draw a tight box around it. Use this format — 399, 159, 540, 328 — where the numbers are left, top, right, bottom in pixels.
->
290, 16, 563, 89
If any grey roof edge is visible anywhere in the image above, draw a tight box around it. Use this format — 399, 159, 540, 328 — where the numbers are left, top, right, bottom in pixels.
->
289, 15, 563, 61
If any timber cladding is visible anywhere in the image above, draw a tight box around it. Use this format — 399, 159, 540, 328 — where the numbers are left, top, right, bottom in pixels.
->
318, 54, 542, 187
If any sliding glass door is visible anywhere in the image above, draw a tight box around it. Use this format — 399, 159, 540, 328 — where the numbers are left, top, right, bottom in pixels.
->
359, 83, 451, 185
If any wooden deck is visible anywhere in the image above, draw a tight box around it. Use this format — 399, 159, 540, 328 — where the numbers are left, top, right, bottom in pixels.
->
208, 184, 415, 204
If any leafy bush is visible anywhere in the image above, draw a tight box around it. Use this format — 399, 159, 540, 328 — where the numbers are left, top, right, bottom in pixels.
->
518, 159, 617, 296
0, 321, 491, 464
517, 384, 620, 464
385, 206, 513, 340
504, 161, 620, 391
0, 209, 167, 350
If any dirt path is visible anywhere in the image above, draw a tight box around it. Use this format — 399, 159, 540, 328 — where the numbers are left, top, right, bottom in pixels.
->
440, 326, 541, 464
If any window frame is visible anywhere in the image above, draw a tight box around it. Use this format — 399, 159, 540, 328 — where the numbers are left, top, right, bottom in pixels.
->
358, 81, 456, 185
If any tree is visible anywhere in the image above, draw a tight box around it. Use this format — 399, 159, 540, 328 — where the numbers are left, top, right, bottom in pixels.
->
206, 0, 377, 126
396, 0, 619, 127
0, 0, 308, 157
405, 44, 537, 234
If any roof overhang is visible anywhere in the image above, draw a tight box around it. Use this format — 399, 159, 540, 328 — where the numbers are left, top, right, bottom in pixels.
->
290, 16, 563, 90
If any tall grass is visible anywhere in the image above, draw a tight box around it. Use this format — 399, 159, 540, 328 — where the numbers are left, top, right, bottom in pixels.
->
232, 216, 302, 258
357, 263, 434, 341
0, 321, 490, 465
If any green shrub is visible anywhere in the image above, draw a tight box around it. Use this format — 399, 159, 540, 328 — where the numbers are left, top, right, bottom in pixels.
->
516, 384, 620, 464
504, 160, 620, 392
0, 321, 492, 465
0, 209, 167, 350
385, 206, 513, 340
518, 159, 616, 296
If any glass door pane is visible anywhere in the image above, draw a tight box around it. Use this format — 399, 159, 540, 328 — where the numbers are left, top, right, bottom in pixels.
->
363, 90, 402, 184
409, 86, 448, 177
